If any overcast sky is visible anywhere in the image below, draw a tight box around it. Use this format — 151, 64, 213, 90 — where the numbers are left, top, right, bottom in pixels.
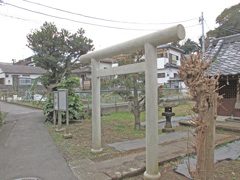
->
0, 0, 238, 63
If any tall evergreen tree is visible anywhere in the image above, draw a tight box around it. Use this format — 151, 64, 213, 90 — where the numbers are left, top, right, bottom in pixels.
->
207, 3, 240, 38
27, 22, 94, 97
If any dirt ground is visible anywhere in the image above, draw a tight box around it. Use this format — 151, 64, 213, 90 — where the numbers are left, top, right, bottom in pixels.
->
125, 159, 240, 180
46, 109, 240, 180
47, 112, 192, 163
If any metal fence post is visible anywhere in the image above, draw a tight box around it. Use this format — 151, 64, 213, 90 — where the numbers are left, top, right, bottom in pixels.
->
88, 92, 90, 109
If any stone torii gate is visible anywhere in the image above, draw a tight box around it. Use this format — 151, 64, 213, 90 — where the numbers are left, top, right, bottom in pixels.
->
80, 24, 185, 180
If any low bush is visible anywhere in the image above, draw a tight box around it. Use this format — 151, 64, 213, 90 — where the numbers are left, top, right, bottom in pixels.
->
44, 77, 84, 123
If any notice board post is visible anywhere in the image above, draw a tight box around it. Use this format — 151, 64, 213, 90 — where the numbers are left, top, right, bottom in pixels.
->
55, 90, 64, 132
53, 91, 58, 127
58, 89, 72, 139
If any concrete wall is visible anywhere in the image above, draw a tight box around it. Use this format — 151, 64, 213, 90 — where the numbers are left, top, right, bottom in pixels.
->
157, 57, 168, 69
157, 68, 179, 85
86, 104, 129, 115
99, 62, 112, 70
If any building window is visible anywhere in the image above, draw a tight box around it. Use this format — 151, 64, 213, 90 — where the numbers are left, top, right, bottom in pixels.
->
172, 55, 179, 65
157, 53, 164, 58
172, 55, 179, 60
174, 73, 179, 78
6, 75, 9, 77
19, 78, 31, 85
158, 73, 165, 78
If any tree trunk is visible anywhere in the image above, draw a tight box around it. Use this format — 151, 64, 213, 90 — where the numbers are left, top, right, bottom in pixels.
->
133, 87, 141, 130
195, 93, 217, 180
46, 83, 58, 99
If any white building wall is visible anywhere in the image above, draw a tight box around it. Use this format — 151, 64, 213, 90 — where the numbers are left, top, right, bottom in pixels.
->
0, 73, 5, 78
29, 74, 41, 79
157, 57, 168, 69
100, 62, 112, 69
5, 76, 13, 85
157, 68, 180, 87
2, 73, 43, 86
157, 69, 169, 85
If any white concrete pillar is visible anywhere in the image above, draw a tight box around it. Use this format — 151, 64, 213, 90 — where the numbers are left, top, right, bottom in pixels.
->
144, 43, 161, 180
91, 58, 102, 153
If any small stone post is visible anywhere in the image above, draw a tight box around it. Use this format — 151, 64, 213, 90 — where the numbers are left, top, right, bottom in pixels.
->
91, 58, 102, 153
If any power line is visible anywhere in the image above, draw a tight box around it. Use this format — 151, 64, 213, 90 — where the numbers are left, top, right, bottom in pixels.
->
0, 12, 82, 33
22, 0, 198, 25
2, 2, 199, 31
0, 12, 41, 24
2, 2, 159, 31
185, 24, 201, 28
204, 20, 211, 31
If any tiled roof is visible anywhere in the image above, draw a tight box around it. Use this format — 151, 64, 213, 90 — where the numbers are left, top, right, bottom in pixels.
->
72, 67, 91, 74
164, 63, 179, 69
157, 44, 185, 53
207, 34, 240, 76
0, 64, 46, 74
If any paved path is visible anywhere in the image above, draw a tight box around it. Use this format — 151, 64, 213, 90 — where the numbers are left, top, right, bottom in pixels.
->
108, 131, 192, 151
0, 102, 78, 180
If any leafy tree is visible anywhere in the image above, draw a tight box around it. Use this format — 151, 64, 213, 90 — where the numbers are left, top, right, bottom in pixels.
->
171, 41, 181, 48
171, 38, 200, 54
111, 51, 145, 130
27, 22, 94, 97
207, 3, 240, 38
44, 77, 84, 122
181, 39, 200, 54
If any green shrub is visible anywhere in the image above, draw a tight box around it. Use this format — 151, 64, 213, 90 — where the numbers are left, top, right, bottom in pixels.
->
44, 77, 85, 123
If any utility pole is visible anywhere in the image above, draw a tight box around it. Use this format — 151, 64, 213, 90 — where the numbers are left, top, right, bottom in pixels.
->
201, 12, 205, 59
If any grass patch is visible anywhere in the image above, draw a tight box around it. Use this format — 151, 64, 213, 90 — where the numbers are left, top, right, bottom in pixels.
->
9, 101, 44, 109
216, 142, 229, 149
0, 112, 6, 128
46, 102, 195, 162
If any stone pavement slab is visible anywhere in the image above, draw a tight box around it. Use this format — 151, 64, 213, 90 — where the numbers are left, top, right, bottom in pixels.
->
0, 102, 78, 180
108, 130, 192, 151
175, 140, 240, 179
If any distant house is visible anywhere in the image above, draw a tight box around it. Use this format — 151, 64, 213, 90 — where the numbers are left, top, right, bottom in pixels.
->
72, 58, 116, 90
0, 64, 46, 91
13, 56, 35, 66
207, 33, 240, 117
72, 67, 92, 90
73, 47, 186, 90
156, 44, 185, 88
